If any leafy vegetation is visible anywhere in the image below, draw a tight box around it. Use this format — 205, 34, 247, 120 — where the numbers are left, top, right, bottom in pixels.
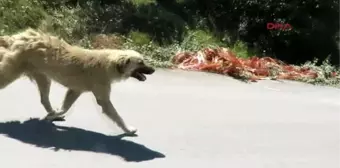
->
0, 0, 339, 86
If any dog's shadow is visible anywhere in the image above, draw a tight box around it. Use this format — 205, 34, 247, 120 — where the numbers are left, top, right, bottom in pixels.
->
0, 118, 165, 162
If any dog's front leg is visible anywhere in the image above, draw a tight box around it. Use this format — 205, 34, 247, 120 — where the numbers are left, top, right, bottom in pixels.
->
93, 85, 137, 135
98, 99, 137, 135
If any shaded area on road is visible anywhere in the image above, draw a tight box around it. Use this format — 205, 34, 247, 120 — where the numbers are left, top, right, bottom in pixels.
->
0, 118, 165, 162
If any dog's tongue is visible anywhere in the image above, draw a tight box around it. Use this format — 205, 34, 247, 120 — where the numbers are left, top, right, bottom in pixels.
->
132, 72, 146, 81
137, 72, 146, 81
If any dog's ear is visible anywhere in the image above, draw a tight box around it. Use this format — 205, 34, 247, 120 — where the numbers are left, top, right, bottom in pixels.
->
116, 57, 131, 73
0, 37, 10, 48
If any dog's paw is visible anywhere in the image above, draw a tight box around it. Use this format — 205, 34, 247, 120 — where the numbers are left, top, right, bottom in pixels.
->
124, 126, 138, 135
43, 113, 66, 122
50, 116, 66, 122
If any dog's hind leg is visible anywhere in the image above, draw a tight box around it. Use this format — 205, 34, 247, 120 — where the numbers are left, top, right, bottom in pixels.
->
54, 89, 82, 117
0, 72, 21, 89
0, 52, 24, 89
0, 69, 21, 89
28, 72, 63, 121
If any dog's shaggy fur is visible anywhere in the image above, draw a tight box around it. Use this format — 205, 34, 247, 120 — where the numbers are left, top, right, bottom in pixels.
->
0, 28, 155, 135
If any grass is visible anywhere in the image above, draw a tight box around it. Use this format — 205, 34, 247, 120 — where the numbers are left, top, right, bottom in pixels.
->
129, 0, 156, 6
299, 58, 340, 87
0, 0, 339, 87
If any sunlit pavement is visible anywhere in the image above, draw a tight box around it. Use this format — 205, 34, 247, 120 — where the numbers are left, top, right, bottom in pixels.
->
0, 69, 339, 168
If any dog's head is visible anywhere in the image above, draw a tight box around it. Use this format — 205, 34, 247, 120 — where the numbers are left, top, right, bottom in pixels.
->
116, 50, 155, 81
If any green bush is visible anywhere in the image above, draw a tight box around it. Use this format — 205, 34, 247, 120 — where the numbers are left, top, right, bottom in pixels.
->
39, 5, 90, 45
160, 0, 339, 65
128, 31, 152, 46
1, 0, 338, 86
0, 0, 46, 35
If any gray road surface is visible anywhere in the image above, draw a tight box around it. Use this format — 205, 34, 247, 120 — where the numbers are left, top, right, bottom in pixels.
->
0, 69, 339, 168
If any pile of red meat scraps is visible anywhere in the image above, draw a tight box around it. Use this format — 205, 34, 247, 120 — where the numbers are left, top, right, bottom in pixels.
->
172, 47, 338, 82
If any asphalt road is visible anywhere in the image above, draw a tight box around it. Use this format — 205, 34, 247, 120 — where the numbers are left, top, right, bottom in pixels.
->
0, 69, 339, 168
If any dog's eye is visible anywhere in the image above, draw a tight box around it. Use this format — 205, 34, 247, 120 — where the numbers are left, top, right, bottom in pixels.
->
126, 58, 131, 64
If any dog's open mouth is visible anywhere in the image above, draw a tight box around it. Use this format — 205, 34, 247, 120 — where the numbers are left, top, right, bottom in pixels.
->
131, 66, 155, 81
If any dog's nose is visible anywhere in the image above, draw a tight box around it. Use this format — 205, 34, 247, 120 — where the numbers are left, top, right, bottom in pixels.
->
149, 67, 155, 74
143, 66, 155, 74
